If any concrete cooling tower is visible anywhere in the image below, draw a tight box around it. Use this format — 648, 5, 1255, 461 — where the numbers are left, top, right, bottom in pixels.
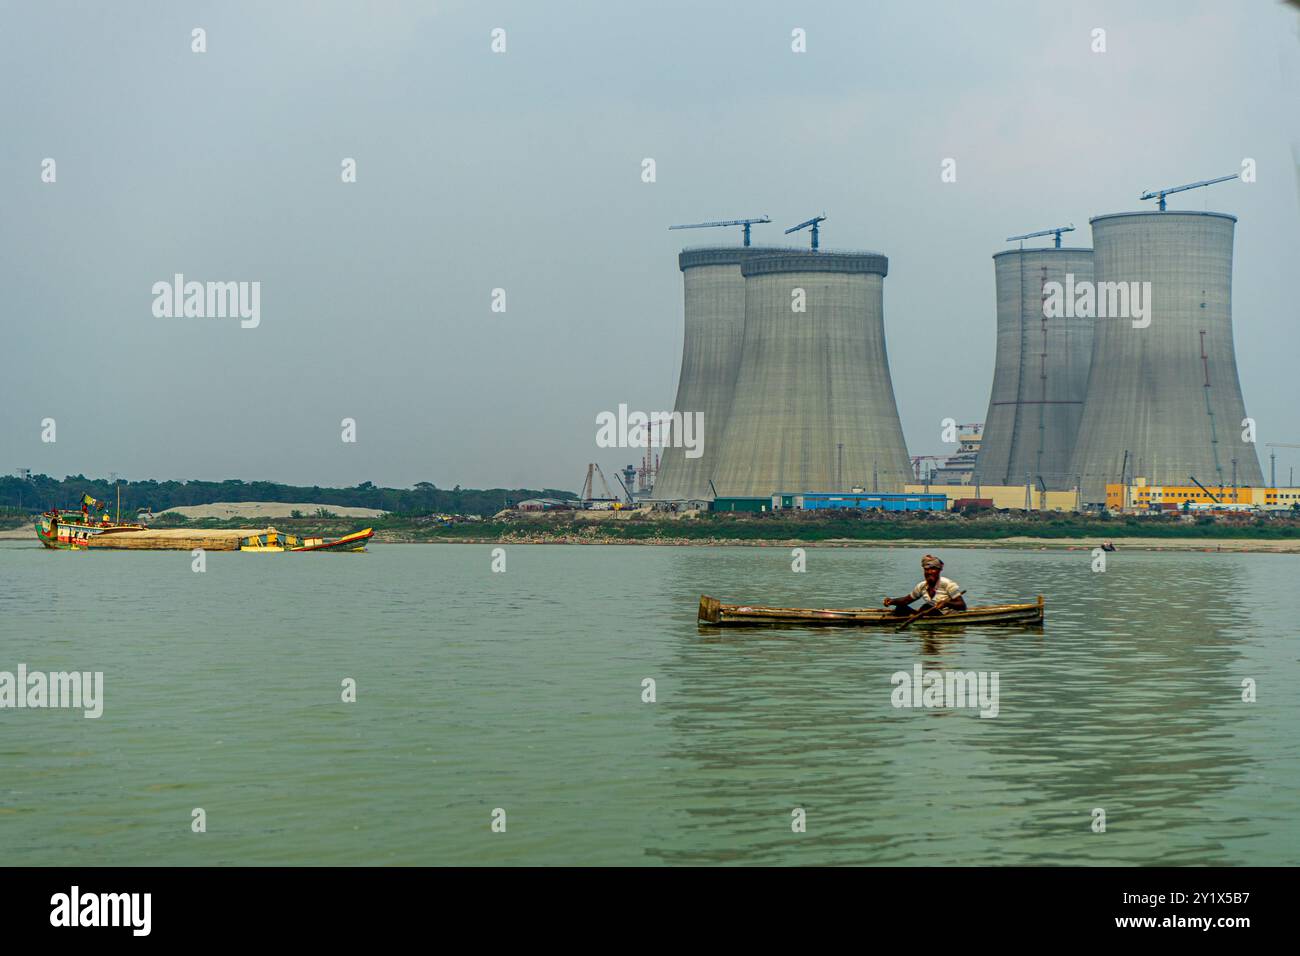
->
974, 247, 1095, 490
709, 250, 912, 496
653, 247, 784, 501
1069, 211, 1263, 503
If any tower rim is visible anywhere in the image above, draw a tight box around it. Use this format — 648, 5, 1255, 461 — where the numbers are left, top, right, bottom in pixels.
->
1089, 210, 1238, 226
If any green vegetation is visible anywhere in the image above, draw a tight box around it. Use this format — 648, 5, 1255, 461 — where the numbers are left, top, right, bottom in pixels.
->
0, 475, 576, 518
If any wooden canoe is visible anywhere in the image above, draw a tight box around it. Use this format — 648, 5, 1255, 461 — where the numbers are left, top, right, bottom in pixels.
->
698, 594, 1044, 628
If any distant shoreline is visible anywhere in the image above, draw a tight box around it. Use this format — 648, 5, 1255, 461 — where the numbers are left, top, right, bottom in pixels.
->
6, 506, 1299, 555
368, 533, 1300, 554
3, 528, 1294, 553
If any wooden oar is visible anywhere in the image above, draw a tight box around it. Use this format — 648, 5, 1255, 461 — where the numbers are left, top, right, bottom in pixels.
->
896, 589, 966, 630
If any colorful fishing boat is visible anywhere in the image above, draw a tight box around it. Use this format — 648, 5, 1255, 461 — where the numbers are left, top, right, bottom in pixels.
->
288, 528, 374, 552
35, 497, 144, 550
698, 594, 1044, 628
236, 527, 374, 552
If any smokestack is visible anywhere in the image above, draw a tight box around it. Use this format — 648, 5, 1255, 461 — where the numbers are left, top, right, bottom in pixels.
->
1069, 211, 1263, 502
710, 250, 911, 496
975, 247, 1095, 489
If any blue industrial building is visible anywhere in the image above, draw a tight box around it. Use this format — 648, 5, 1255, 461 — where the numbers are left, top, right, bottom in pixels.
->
709, 492, 948, 513
791, 492, 946, 512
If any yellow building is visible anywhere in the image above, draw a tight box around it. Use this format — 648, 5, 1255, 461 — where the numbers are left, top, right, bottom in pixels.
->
905, 484, 1080, 512
1105, 479, 1300, 511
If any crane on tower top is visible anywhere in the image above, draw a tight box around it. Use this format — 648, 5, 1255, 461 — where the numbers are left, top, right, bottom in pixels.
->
668, 216, 771, 246
1140, 173, 1239, 211
1006, 224, 1075, 249
784, 214, 827, 250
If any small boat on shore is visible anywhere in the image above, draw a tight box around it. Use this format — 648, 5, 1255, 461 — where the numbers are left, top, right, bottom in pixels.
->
698, 594, 1044, 628
197, 527, 375, 552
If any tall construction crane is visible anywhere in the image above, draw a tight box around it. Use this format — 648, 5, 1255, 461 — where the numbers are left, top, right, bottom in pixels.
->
580, 463, 617, 502
1265, 442, 1300, 488
668, 216, 771, 246
784, 214, 826, 250
636, 416, 678, 495
1006, 224, 1075, 249
1140, 173, 1239, 212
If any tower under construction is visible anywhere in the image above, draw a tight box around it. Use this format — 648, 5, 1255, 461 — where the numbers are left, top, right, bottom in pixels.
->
1069, 209, 1262, 502
710, 250, 912, 496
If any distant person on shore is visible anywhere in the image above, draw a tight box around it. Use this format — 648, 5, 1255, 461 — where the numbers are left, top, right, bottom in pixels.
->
883, 554, 967, 615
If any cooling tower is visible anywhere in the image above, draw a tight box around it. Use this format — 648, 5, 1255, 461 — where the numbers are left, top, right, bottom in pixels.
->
1069, 211, 1262, 503
709, 251, 912, 496
654, 247, 784, 500
974, 247, 1095, 490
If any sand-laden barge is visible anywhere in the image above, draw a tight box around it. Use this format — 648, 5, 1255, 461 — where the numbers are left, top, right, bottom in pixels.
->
36, 508, 372, 552
83, 528, 271, 551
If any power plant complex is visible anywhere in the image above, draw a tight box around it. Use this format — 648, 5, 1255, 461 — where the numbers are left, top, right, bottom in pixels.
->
649, 176, 1280, 513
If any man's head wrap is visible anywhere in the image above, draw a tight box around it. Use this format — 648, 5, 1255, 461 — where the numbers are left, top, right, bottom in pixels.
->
921, 554, 944, 571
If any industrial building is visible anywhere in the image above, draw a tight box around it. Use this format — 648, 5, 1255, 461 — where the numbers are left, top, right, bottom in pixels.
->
906, 483, 1080, 512
975, 240, 1094, 490
1105, 480, 1300, 513
515, 498, 577, 512
797, 492, 945, 512
1069, 209, 1263, 503
927, 423, 983, 484
709, 250, 912, 496
711, 496, 775, 512
710, 492, 945, 513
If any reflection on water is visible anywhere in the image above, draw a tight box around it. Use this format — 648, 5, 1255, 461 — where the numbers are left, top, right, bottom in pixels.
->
0, 542, 1295, 865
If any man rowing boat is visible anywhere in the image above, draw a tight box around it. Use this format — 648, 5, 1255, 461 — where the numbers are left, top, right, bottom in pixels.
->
883, 554, 967, 616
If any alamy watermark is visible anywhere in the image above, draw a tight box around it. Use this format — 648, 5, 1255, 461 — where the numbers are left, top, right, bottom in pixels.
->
1044, 274, 1151, 329
595, 404, 703, 458
50, 886, 150, 936
152, 274, 260, 328
890, 664, 999, 718
0, 665, 103, 718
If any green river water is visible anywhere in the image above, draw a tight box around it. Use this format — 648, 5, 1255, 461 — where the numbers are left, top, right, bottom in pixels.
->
0, 541, 1296, 865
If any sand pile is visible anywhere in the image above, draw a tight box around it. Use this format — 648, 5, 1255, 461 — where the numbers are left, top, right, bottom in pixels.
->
159, 501, 384, 520
87, 528, 270, 551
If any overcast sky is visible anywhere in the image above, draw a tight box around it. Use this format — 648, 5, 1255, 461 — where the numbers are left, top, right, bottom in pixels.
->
3, 0, 1298, 492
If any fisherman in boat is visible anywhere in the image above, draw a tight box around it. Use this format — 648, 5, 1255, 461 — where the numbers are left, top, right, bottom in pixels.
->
883, 554, 967, 615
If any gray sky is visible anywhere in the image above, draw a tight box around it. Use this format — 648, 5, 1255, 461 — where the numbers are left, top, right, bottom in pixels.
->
3, 0, 1298, 492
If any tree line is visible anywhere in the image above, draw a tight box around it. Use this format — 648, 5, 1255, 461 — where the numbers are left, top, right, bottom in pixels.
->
0, 475, 576, 518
